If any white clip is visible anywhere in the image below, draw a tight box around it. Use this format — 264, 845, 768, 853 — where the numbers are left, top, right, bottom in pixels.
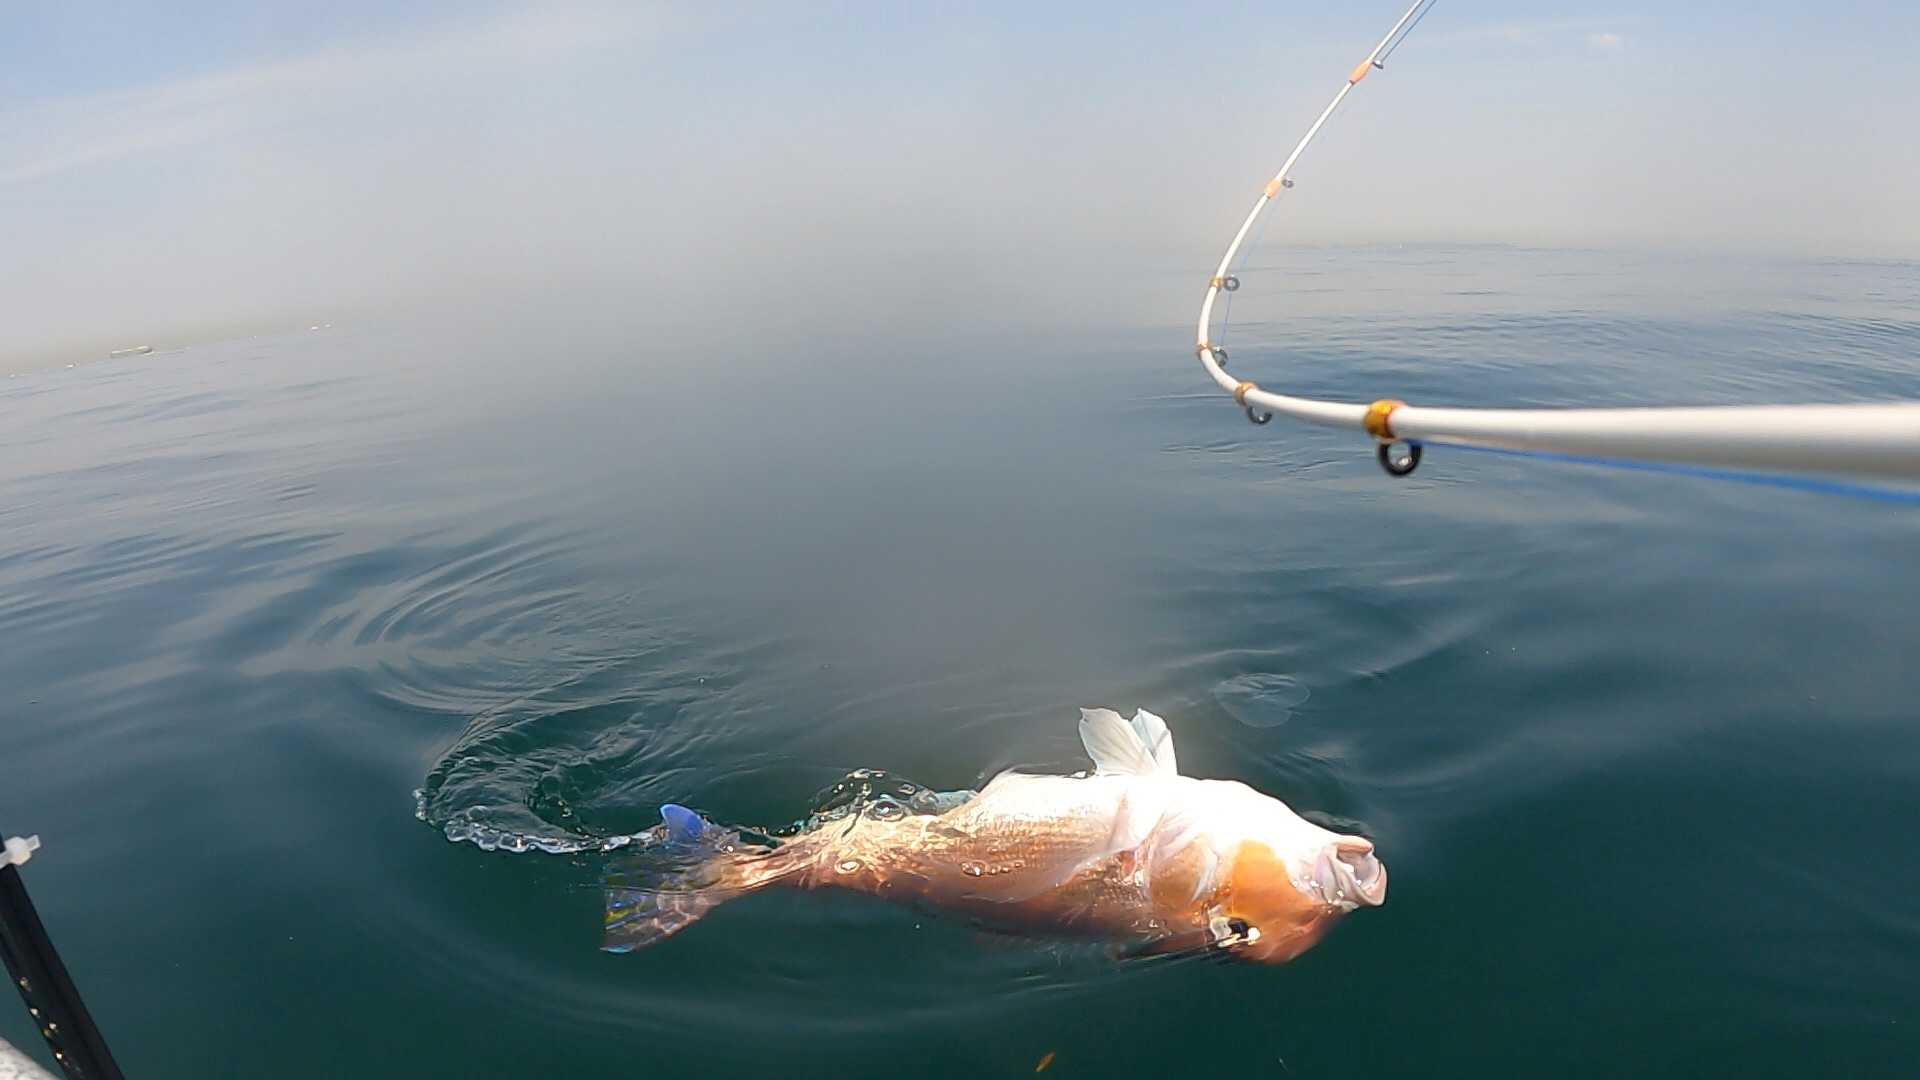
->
3, 835, 41, 868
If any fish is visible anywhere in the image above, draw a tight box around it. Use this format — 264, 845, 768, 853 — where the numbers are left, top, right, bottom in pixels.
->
603, 707, 1386, 963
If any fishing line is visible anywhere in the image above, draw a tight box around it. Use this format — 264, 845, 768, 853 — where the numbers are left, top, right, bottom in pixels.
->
1428, 441, 1920, 505
1377, 0, 1437, 67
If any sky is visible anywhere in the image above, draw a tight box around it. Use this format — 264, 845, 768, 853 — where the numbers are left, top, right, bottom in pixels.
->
3, 1, 1917, 362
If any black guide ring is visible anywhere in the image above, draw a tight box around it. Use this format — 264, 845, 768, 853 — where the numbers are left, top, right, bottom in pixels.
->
1212, 346, 1228, 368
1245, 405, 1272, 426
1377, 441, 1422, 477
1222, 276, 1240, 292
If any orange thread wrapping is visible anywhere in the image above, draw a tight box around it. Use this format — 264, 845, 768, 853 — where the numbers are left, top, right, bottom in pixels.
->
1363, 399, 1405, 440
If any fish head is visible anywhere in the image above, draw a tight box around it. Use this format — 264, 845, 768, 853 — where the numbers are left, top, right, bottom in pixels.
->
1206, 783, 1386, 962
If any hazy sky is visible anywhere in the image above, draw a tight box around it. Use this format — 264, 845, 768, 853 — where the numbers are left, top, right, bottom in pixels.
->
4, 2, 1916, 361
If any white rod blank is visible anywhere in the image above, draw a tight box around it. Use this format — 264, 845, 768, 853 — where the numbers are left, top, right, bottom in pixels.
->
1193, 1, 1920, 486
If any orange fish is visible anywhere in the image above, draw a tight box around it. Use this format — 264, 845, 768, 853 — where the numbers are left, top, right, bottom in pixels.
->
604, 708, 1386, 962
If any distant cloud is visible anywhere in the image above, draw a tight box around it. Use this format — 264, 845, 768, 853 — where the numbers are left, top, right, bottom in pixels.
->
1434, 17, 1641, 51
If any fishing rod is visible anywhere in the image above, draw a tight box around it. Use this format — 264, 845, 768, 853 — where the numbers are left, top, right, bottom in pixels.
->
1194, 0, 1920, 489
0, 834, 122, 1080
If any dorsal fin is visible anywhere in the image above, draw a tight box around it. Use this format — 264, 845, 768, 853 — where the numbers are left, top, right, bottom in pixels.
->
1078, 708, 1179, 777
1128, 708, 1177, 776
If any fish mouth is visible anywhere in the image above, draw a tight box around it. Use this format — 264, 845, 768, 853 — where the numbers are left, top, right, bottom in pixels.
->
1310, 837, 1387, 909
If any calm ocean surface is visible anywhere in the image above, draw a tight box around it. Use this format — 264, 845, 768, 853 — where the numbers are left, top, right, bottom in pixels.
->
2, 246, 1916, 1077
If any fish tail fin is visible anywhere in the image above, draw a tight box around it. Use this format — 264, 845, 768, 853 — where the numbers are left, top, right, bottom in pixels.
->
601, 804, 796, 953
